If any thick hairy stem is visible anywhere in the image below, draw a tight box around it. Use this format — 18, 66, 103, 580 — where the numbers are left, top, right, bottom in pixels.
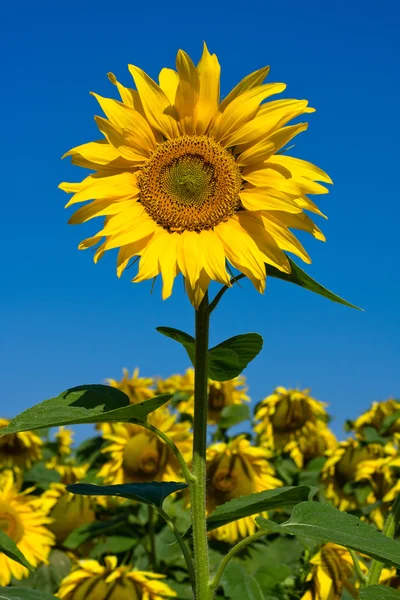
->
366, 493, 400, 587
190, 294, 211, 599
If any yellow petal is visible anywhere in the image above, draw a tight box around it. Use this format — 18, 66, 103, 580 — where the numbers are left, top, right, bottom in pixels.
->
62, 172, 139, 207
128, 65, 180, 139
235, 212, 290, 272
212, 83, 286, 145
174, 49, 200, 134
104, 214, 156, 250
185, 268, 210, 308
116, 236, 152, 277
68, 198, 138, 225
196, 42, 220, 135
266, 154, 332, 184
240, 187, 302, 213
266, 122, 308, 153
260, 213, 311, 263
177, 230, 201, 289
219, 65, 270, 112
98, 203, 145, 236
133, 232, 164, 282
266, 210, 326, 241
199, 229, 230, 285
236, 139, 275, 166
157, 231, 181, 299
91, 93, 157, 152
159, 68, 179, 104
94, 116, 149, 162
107, 72, 135, 107
294, 195, 327, 219
62, 140, 120, 164
216, 219, 266, 282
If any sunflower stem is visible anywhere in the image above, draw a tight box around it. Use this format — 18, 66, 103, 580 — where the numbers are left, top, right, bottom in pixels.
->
191, 293, 211, 599
348, 549, 367, 585
158, 507, 196, 591
144, 422, 195, 484
148, 505, 157, 570
365, 492, 400, 587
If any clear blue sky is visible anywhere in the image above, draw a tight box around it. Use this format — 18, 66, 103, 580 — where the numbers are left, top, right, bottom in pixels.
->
1, 0, 399, 439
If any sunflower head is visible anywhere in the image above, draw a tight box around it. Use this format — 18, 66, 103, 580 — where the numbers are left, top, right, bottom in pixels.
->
60, 44, 330, 306
107, 368, 155, 404
53, 426, 74, 457
0, 418, 43, 470
57, 555, 176, 600
0, 471, 54, 586
206, 435, 281, 542
352, 398, 400, 438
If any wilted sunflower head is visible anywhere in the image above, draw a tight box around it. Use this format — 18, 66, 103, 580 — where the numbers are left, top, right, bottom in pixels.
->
0, 418, 43, 470
0, 471, 55, 586
57, 555, 176, 600
60, 44, 330, 307
206, 435, 281, 543
107, 368, 155, 404
301, 542, 361, 600
352, 398, 400, 438
99, 407, 192, 484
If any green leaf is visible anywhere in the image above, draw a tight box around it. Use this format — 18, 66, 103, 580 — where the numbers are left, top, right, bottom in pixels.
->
186, 486, 315, 537
359, 586, 400, 599
0, 385, 172, 434
380, 410, 400, 434
361, 426, 390, 445
0, 590, 57, 600
67, 481, 188, 509
208, 333, 263, 381
266, 257, 361, 309
89, 536, 137, 559
63, 515, 129, 550
218, 404, 251, 429
221, 564, 264, 600
157, 328, 263, 381
14, 550, 71, 595
0, 531, 32, 571
256, 501, 400, 567
23, 463, 61, 489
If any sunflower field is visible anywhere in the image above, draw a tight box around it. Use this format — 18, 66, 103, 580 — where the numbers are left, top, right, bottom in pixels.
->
1, 367, 399, 600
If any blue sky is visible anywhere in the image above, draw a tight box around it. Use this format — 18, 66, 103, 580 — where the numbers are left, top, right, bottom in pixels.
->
1, 0, 399, 440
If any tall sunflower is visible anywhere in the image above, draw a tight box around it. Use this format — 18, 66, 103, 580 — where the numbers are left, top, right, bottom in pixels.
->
60, 44, 330, 306
254, 387, 336, 467
57, 555, 176, 600
301, 542, 362, 600
206, 435, 281, 543
351, 398, 400, 438
99, 407, 192, 484
0, 471, 55, 586
0, 418, 43, 470
108, 368, 155, 404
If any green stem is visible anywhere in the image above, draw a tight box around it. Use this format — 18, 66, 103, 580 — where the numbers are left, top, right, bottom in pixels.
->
144, 422, 195, 484
190, 293, 211, 599
148, 505, 157, 570
366, 493, 400, 587
348, 549, 367, 585
208, 274, 246, 314
209, 529, 268, 597
158, 507, 196, 591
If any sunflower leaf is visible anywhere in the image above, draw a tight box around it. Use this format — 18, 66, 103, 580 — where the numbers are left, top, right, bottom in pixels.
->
266, 257, 362, 310
0, 385, 172, 434
0, 590, 58, 600
255, 501, 400, 567
219, 403, 251, 429
0, 531, 33, 571
184, 486, 316, 538
67, 481, 188, 509
156, 327, 196, 363
208, 333, 263, 381
359, 585, 400, 599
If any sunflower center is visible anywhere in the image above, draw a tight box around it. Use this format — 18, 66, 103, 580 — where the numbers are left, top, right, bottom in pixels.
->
137, 135, 242, 232
123, 433, 166, 482
0, 502, 24, 543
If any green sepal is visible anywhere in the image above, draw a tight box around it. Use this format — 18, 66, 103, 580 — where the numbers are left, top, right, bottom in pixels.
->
0, 531, 33, 571
67, 481, 188, 509
0, 385, 172, 434
266, 257, 361, 309
255, 501, 400, 567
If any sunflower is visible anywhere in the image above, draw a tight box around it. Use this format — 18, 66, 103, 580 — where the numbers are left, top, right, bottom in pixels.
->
0, 418, 43, 470
99, 406, 192, 484
53, 426, 74, 457
156, 367, 249, 424
57, 555, 176, 600
352, 398, 400, 438
206, 435, 282, 543
0, 470, 55, 586
321, 439, 386, 511
301, 542, 362, 600
254, 387, 335, 467
59, 44, 330, 307
40, 464, 96, 544
108, 368, 155, 404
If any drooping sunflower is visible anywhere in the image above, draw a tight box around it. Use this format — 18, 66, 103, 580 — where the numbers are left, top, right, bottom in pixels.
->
254, 387, 336, 467
301, 542, 362, 600
60, 44, 330, 307
156, 367, 249, 425
351, 398, 400, 439
56, 555, 176, 600
40, 463, 96, 544
99, 406, 192, 484
0, 418, 43, 470
108, 368, 155, 404
206, 435, 282, 543
0, 470, 55, 586
321, 439, 386, 511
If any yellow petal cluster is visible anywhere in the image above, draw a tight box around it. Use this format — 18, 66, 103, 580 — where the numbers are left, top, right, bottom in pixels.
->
60, 44, 330, 306
0, 418, 43, 470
